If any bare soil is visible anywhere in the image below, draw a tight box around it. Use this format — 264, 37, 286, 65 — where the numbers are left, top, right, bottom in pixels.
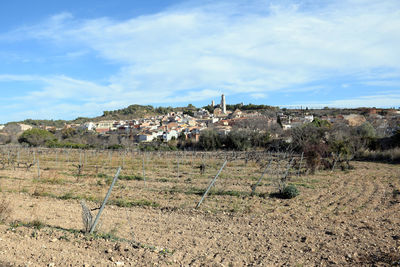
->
0, 151, 399, 266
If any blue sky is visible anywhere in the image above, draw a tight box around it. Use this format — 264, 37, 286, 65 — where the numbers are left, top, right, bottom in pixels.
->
0, 0, 399, 123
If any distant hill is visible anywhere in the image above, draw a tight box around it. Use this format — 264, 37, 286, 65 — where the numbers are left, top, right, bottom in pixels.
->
5, 103, 393, 128
5, 104, 200, 127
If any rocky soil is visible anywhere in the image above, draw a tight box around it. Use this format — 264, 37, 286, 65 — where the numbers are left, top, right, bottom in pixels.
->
0, 160, 399, 266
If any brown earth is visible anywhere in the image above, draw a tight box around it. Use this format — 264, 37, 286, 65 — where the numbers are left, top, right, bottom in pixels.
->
0, 154, 399, 266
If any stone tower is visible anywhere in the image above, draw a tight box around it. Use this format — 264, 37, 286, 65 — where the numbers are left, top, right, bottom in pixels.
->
211, 100, 215, 107
221, 94, 226, 114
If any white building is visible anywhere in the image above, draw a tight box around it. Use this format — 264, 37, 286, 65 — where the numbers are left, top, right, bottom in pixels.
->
304, 115, 314, 123
138, 132, 157, 142
79, 122, 96, 131
162, 130, 178, 142
18, 124, 33, 131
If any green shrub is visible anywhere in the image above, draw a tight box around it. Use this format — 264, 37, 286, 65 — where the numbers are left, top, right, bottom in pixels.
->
18, 128, 57, 147
280, 185, 299, 199
107, 144, 124, 150
46, 140, 92, 149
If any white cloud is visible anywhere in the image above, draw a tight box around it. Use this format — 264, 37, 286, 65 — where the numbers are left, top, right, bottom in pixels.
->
250, 93, 267, 99
288, 93, 400, 108
8, 0, 398, 93
0, 0, 400, 122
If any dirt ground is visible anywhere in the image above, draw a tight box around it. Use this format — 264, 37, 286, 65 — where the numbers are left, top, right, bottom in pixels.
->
0, 156, 399, 266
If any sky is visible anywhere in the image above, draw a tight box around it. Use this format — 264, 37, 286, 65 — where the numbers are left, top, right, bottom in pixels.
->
0, 0, 399, 123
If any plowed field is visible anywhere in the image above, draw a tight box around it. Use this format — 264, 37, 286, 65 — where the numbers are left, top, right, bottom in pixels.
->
0, 150, 399, 266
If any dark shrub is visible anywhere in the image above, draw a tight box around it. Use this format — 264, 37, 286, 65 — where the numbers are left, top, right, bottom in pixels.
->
18, 128, 57, 147
281, 185, 299, 199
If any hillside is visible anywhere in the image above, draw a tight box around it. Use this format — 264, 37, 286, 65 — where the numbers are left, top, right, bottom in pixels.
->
4, 104, 203, 127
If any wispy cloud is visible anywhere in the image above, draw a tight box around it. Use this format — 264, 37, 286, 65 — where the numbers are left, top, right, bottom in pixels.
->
0, 0, 399, 122
288, 93, 400, 108
8, 0, 400, 89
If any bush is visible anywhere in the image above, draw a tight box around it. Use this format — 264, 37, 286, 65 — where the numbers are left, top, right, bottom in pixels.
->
291, 123, 326, 151
46, 140, 92, 149
198, 130, 222, 151
329, 139, 352, 158
280, 185, 299, 199
304, 143, 330, 174
107, 144, 124, 150
61, 127, 77, 139
225, 130, 251, 150
18, 128, 57, 147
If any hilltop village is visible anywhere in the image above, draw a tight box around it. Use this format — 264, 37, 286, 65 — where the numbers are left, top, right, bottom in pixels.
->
0, 94, 399, 148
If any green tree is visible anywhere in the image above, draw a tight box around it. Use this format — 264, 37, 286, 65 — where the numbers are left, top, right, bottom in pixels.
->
225, 130, 251, 150
61, 127, 77, 139
198, 130, 222, 151
18, 128, 57, 147
356, 122, 376, 139
311, 118, 331, 128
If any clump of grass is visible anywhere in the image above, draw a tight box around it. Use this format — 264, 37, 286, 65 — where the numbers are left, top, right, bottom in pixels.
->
32, 188, 52, 198
21, 187, 29, 193
59, 192, 76, 200
91, 231, 121, 242
111, 198, 160, 208
33, 177, 65, 185
105, 176, 113, 185
9, 221, 21, 229
185, 187, 204, 196
185, 187, 245, 197
119, 175, 145, 181
26, 219, 45, 230
159, 248, 175, 255
209, 189, 243, 197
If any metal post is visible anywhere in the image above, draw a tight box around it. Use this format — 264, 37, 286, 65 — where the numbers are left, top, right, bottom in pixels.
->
196, 160, 228, 208
90, 167, 121, 234
251, 159, 272, 195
